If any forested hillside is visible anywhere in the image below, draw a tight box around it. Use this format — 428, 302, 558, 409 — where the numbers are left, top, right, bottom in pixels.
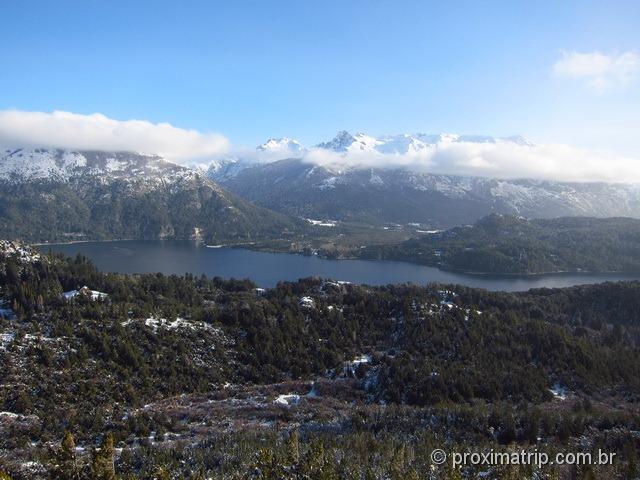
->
1, 242, 639, 478
360, 214, 640, 274
0, 149, 303, 243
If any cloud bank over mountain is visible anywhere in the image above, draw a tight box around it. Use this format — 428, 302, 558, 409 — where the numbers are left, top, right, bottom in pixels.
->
266, 132, 640, 184
302, 137, 640, 184
0, 110, 230, 163
1, 109, 639, 184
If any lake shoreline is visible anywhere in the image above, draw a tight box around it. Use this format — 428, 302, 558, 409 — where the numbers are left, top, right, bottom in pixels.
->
245, 243, 640, 278
36, 240, 640, 292
31, 238, 640, 279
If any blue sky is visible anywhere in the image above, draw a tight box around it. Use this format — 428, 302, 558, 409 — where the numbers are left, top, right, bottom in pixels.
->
1, 0, 639, 154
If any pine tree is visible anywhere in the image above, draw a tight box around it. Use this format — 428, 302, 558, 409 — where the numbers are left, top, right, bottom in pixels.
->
52, 431, 80, 480
91, 433, 115, 480
255, 447, 281, 480
521, 408, 540, 443
390, 444, 406, 480
152, 466, 170, 480
287, 429, 300, 465
444, 465, 463, 480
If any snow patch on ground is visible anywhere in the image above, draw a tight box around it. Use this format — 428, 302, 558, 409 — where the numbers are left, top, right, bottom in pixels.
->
0, 411, 20, 418
306, 218, 337, 227
0, 240, 41, 263
63, 286, 108, 301
299, 296, 315, 309
549, 383, 568, 401
274, 394, 301, 407
343, 354, 371, 376
145, 317, 194, 331
0, 332, 16, 348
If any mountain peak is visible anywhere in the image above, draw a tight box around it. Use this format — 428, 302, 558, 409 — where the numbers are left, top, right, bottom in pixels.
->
257, 137, 305, 154
316, 130, 356, 152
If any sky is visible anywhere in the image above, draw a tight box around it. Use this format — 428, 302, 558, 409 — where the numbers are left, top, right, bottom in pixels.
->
1, 0, 640, 180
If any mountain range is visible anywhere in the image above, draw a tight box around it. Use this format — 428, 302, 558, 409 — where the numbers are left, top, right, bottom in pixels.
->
255, 130, 535, 156
207, 131, 640, 228
3, 131, 640, 243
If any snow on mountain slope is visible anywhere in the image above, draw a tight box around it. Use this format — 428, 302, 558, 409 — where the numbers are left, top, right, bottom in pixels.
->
0, 148, 198, 186
198, 130, 640, 227
1, 149, 87, 182
205, 138, 305, 182
206, 131, 539, 183
318, 131, 382, 153
314, 131, 535, 155
201, 157, 248, 183
6, 136, 639, 233
0, 148, 300, 243
219, 157, 640, 227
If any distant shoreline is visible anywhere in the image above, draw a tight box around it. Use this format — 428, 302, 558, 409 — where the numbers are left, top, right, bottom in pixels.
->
27, 238, 640, 279
31, 238, 134, 247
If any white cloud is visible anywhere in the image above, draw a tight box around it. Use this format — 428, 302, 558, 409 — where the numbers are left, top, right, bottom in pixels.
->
301, 140, 640, 184
553, 50, 640, 91
0, 110, 230, 163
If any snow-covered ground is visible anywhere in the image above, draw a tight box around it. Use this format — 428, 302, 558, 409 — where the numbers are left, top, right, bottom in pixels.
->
0, 240, 41, 263
0, 332, 16, 348
144, 317, 193, 330
273, 394, 301, 407
306, 218, 337, 227
299, 296, 315, 309
63, 287, 108, 301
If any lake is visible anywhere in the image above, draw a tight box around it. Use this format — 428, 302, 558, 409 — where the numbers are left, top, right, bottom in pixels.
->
38, 240, 640, 292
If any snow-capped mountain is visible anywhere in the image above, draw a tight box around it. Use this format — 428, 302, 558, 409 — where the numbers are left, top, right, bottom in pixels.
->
0, 148, 197, 187
257, 137, 306, 155
201, 157, 247, 183
0, 148, 298, 242
315, 131, 536, 155
6, 135, 640, 239
316, 131, 380, 152
199, 130, 640, 227
218, 157, 640, 228
204, 138, 305, 183
206, 131, 537, 183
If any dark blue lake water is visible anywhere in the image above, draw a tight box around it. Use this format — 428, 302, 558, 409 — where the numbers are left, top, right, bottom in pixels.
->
38, 240, 640, 291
